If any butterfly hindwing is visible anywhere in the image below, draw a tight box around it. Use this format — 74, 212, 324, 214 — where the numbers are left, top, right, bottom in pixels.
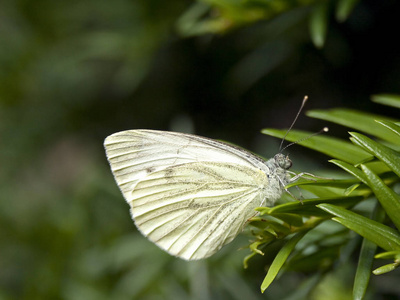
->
130, 161, 269, 260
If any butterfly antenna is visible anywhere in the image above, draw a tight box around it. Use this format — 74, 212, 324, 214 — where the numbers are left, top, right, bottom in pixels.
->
280, 127, 329, 153
279, 95, 308, 152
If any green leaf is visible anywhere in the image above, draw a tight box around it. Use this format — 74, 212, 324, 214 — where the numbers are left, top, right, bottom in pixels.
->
344, 183, 362, 195
309, 2, 329, 48
306, 108, 400, 143
263, 196, 363, 216
300, 184, 354, 198
269, 213, 305, 227
360, 164, 400, 231
373, 262, 400, 275
258, 219, 292, 235
329, 159, 367, 184
353, 237, 377, 300
249, 219, 282, 236
336, 0, 361, 22
375, 250, 400, 260
286, 178, 361, 189
371, 94, 400, 109
286, 177, 369, 197
353, 202, 384, 300
330, 160, 398, 192
349, 132, 400, 177
375, 120, 400, 142
317, 204, 400, 251
249, 239, 271, 256
261, 128, 372, 164
243, 252, 257, 269
260, 230, 309, 292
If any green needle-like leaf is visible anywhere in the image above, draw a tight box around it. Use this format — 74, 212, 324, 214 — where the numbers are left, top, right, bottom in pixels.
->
261, 230, 309, 292
375, 251, 400, 260
373, 262, 400, 275
306, 108, 399, 143
262, 128, 372, 164
371, 94, 400, 109
360, 165, 400, 231
336, 0, 361, 22
353, 237, 377, 300
350, 132, 400, 177
329, 159, 367, 184
375, 120, 400, 142
317, 204, 400, 251
353, 202, 384, 300
286, 178, 361, 189
263, 196, 363, 216
269, 213, 305, 227
309, 2, 328, 48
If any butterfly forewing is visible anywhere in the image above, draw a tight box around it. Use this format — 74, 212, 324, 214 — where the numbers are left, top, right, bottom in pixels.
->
104, 129, 282, 260
104, 130, 270, 194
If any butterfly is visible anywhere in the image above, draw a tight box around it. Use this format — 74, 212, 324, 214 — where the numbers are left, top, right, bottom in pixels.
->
104, 129, 300, 260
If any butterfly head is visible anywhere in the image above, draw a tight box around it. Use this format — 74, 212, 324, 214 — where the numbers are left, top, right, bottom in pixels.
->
274, 153, 292, 170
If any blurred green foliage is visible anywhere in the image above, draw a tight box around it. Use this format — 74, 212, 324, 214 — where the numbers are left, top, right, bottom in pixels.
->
1, 0, 400, 299
256, 95, 400, 298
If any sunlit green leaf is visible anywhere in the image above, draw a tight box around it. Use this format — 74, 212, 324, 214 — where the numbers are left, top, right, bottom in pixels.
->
262, 129, 372, 164
375, 120, 400, 142
353, 202, 384, 300
249, 220, 280, 236
306, 108, 400, 143
286, 178, 361, 189
371, 94, 400, 109
268, 213, 305, 227
353, 238, 377, 300
329, 159, 367, 183
349, 132, 400, 177
261, 219, 292, 235
375, 250, 400, 260
360, 164, 400, 231
372, 262, 400, 275
262, 196, 363, 216
317, 204, 400, 251
249, 240, 269, 256
261, 230, 309, 292
301, 184, 353, 198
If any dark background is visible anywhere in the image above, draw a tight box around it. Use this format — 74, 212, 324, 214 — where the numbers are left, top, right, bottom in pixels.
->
1, 0, 399, 299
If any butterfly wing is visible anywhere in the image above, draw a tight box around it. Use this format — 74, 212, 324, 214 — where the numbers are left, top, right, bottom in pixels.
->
130, 161, 269, 260
104, 130, 270, 198
104, 130, 274, 260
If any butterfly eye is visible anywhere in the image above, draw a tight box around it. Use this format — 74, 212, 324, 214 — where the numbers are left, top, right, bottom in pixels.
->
274, 154, 292, 169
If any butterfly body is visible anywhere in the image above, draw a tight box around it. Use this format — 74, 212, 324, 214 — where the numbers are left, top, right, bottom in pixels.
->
104, 129, 293, 260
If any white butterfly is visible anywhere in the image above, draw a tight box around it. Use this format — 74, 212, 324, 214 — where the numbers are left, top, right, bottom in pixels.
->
104, 129, 298, 260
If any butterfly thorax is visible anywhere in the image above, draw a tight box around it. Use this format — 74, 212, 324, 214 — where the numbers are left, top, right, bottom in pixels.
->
260, 153, 293, 206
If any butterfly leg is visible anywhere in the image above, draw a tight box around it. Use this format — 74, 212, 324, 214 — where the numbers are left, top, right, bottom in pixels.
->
288, 172, 317, 182
295, 186, 304, 200
277, 175, 301, 201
